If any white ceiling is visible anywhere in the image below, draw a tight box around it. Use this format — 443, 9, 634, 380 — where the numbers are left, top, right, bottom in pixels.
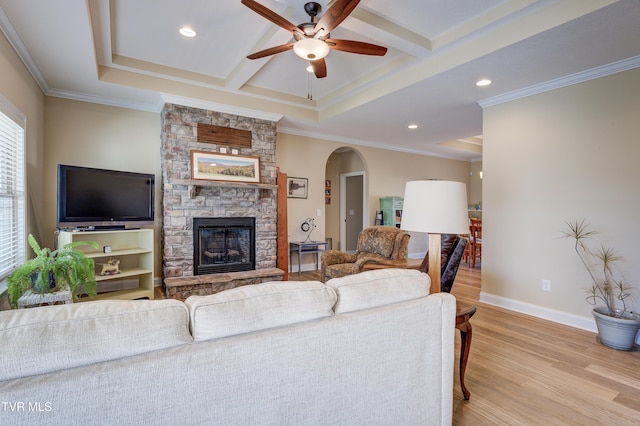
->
1, 0, 639, 161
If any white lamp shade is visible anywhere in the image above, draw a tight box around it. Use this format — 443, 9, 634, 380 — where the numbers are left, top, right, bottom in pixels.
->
400, 180, 469, 235
293, 38, 330, 60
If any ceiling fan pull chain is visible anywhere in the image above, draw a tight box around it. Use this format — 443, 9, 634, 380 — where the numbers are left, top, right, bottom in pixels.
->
308, 69, 313, 100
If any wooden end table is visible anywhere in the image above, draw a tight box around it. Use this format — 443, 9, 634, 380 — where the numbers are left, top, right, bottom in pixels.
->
456, 302, 477, 400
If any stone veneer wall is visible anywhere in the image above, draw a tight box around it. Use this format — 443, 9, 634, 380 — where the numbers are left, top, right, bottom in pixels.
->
160, 104, 278, 280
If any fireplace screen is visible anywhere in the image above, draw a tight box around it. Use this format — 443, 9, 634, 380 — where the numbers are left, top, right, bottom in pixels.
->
193, 217, 255, 275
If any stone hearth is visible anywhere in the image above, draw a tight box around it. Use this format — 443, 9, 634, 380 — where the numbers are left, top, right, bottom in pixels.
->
164, 268, 284, 300
160, 104, 283, 300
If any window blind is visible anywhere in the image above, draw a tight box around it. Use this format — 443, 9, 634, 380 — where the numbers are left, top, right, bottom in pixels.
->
0, 107, 25, 281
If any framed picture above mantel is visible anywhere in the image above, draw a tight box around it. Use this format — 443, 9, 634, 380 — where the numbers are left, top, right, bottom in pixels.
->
191, 150, 260, 183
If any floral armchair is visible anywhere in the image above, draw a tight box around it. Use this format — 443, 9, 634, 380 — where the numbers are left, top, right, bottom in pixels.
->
321, 226, 410, 282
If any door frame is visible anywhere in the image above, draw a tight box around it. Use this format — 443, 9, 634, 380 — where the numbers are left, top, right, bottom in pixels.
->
339, 171, 368, 252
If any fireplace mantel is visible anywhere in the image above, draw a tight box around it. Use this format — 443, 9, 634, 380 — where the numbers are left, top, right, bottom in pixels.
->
170, 179, 278, 199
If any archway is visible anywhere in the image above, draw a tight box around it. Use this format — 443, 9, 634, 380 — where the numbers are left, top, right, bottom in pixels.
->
324, 147, 368, 252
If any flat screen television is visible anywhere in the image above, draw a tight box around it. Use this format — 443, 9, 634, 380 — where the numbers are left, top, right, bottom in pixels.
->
57, 164, 155, 229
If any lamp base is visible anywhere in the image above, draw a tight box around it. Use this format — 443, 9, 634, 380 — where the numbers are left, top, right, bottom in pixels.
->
427, 233, 442, 294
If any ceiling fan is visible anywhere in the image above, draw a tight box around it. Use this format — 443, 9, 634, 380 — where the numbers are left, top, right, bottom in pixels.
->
242, 0, 387, 78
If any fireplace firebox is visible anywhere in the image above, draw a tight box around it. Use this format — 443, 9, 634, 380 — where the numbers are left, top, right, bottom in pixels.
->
193, 217, 255, 275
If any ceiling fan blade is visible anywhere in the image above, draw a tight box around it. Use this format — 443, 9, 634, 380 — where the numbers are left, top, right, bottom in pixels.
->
326, 39, 387, 56
314, 0, 361, 39
241, 0, 303, 36
311, 58, 327, 78
247, 43, 294, 60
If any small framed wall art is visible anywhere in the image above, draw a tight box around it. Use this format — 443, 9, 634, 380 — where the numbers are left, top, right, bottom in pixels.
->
287, 177, 308, 198
325, 179, 331, 205
191, 150, 260, 183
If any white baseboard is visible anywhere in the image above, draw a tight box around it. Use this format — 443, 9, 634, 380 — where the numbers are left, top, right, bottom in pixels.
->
481, 292, 640, 345
289, 262, 321, 274
479, 291, 597, 333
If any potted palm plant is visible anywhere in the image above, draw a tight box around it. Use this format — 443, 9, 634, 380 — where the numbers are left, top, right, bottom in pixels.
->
562, 220, 640, 350
7, 234, 99, 308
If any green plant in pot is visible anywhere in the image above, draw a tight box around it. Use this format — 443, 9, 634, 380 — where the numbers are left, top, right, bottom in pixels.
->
562, 220, 640, 350
7, 234, 99, 308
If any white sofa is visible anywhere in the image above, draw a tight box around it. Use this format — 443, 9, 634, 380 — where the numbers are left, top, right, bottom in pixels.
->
0, 269, 455, 425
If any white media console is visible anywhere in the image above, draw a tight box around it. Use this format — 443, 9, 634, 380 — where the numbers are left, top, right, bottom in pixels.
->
58, 228, 154, 301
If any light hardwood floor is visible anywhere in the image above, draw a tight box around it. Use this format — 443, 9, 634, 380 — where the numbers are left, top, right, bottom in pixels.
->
158, 266, 640, 424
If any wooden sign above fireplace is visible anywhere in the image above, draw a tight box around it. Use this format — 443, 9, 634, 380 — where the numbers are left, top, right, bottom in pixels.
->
197, 123, 252, 148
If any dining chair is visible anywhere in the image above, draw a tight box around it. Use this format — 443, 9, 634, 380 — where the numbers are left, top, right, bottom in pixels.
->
469, 218, 482, 268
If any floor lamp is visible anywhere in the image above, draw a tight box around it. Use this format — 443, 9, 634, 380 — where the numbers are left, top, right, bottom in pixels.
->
401, 180, 469, 294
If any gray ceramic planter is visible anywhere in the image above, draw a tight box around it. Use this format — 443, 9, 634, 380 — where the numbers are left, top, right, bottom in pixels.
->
592, 308, 640, 350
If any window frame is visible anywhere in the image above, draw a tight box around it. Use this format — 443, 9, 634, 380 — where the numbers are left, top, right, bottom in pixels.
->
0, 93, 27, 295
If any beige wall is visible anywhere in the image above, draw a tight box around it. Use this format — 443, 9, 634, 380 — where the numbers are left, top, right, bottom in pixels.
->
0, 31, 45, 310
482, 67, 640, 332
0, 30, 45, 242
43, 98, 162, 278
277, 133, 472, 264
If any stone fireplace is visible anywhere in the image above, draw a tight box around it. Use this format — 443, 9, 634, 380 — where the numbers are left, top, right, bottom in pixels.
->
160, 104, 283, 299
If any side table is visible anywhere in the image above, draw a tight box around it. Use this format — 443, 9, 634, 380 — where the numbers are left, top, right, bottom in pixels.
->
289, 241, 328, 275
17, 289, 73, 309
456, 302, 477, 400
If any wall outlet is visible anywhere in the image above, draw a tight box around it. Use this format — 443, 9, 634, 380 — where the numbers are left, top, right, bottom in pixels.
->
542, 279, 551, 292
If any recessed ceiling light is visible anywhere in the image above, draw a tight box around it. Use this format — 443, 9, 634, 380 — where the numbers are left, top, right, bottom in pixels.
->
179, 27, 197, 38
476, 79, 492, 87
408, 124, 418, 129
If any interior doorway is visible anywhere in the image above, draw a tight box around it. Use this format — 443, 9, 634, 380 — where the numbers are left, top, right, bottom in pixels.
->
340, 172, 365, 252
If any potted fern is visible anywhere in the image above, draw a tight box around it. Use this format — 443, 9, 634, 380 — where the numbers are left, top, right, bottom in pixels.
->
7, 234, 99, 308
562, 220, 639, 350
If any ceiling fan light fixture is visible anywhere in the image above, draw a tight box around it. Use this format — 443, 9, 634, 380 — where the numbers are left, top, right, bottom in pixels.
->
293, 38, 330, 60
179, 26, 197, 38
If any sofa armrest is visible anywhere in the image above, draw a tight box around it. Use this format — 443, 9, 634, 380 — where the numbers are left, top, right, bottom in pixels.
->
353, 253, 403, 271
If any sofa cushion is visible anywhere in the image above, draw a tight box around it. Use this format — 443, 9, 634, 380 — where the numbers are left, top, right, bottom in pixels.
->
326, 268, 430, 313
0, 299, 192, 381
185, 281, 337, 341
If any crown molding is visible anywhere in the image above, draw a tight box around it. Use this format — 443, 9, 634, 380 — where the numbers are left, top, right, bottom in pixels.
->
478, 55, 640, 108
277, 125, 475, 161
47, 89, 159, 112
0, 5, 49, 94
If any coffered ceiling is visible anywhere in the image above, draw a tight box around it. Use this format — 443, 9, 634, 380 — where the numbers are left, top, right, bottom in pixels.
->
1, 0, 639, 160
